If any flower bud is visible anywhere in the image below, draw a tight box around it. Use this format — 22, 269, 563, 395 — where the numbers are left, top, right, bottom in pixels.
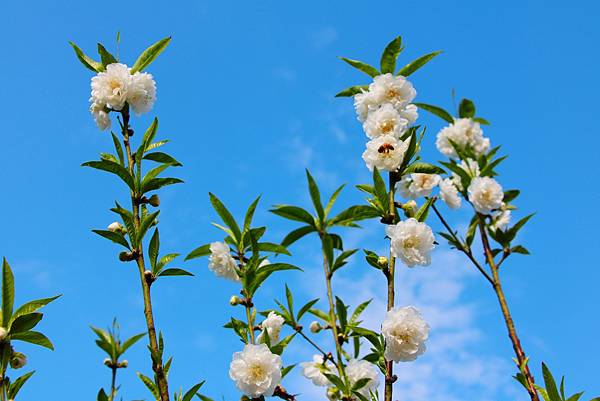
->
229, 295, 241, 306
10, 352, 27, 369
0, 327, 7, 341
402, 200, 417, 217
103, 358, 112, 367
107, 221, 124, 233
118, 359, 128, 368
119, 251, 136, 262
148, 194, 160, 207
327, 386, 340, 401
377, 256, 389, 267
144, 270, 155, 284
309, 321, 322, 333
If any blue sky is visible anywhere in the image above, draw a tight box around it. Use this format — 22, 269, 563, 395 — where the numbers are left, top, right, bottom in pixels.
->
1, 1, 599, 400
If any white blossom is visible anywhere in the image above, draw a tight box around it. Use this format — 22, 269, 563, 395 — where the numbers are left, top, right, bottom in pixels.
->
229, 343, 282, 398
396, 173, 441, 199
107, 221, 123, 232
354, 90, 379, 122
363, 103, 409, 139
128, 72, 157, 115
382, 306, 429, 362
386, 218, 435, 267
345, 359, 379, 397
491, 208, 511, 231
439, 178, 462, 209
208, 242, 239, 281
301, 355, 335, 387
90, 63, 131, 111
369, 73, 416, 112
468, 177, 504, 215
362, 135, 408, 172
0, 327, 7, 341
90, 102, 111, 130
258, 311, 285, 343
309, 321, 321, 333
399, 103, 419, 125
435, 118, 490, 158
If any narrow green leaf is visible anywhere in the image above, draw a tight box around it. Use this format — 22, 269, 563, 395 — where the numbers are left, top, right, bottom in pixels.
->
82, 160, 135, 191
158, 268, 193, 277
281, 226, 316, 247
542, 363, 561, 401
306, 170, 324, 222
185, 244, 211, 260
111, 133, 125, 165
413, 102, 454, 123
143, 177, 183, 193
10, 295, 60, 325
131, 37, 172, 73
69, 41, 103, 72
143, 152, 182, 166
270, 205, 315, 226
403, 162, 446, 175
2, 259, 15, 327
148, 229, 160, 269
397, 51, 442, 77
121, 332, 146, 353
10, 313, 43, 334
92, 230, 130, 250
8, 371, 35, 399
244, 196, 261, 232
339, 57, 380, 77
209, 193, 242, 242
97, 43, 117, 66
11, 331, 54, 350
380, 36, 402, 74
458, 98, 476, 118
335, 85, 369, 98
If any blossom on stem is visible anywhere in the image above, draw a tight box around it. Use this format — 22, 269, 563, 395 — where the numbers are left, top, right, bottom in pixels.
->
362, 135, 408, 172
345, 359, 379, 397
467, 177, 504, 215
491, 208, 511, 231
90, 102, 111, 131
386, 218, 435, 267
363, 103, 409, 139
435, 118, 490, 158
208, 242, 240, 281
369, 73, 416, 112
229, 343, 282, 397
396, 173, 441, 199
439, 178, 462, 209
128, 72, 157, 115
90, 63, 131, 111
257, 311, 285, 343
301, 355, 335, 387
382, 306, 429, 362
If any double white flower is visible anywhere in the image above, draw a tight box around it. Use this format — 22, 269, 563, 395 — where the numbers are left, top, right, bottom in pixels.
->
345, 359, 380, 397
208, 242, 240, 281
439, 178, 462, 209
301, 354, 335, 387
229, 343, 282, 397
435, 118, 490, 158
386, 218, 435, 267
89, 63, 157, 130
257, 311, 285, 343
362, 135, 409, 172
382, 306, 429, 362
467, 177, 504, 215
396, 173, 440, 199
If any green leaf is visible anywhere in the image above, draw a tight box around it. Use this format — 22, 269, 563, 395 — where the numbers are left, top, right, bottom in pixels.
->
11, 295, 60, 325
92, 229, 131, 250
507, 214, 535, 241
458, 98, 476, 118
130, 37, 172, 73
480, 155, 507, 177
8, 371, 35, 399
542, 363, 561, 401
511, 245, 530, 255
185, 244, 211, 260
82, 160, 135, 191
372, 168, 389, 211
96, 389, 109, 401
339, 57, 380, 77
244, 196, 261, 232
121, 332, 146, 353
281, 226, 316, 247
138, 211, 160, 245
270, 205, 315, 226
209, 193, 242, 242
380, 36, 402, 74
2, 259, 15, 327
412, 103, 454, 123
183, 381, 206, 401
403, 162, 446, 175
257, 242, 291, 255
324, 373, 347, 392
10, 313, 43, 334
335, 297, 348, 331
330, 205, 380, 226
503, 189, 520, 204
111, 133, 125, 165
69, 41, 103, 72
148, 229, 160, 269
97, 43, 117, 66
397, 51, 442, 77
335, 85, 369, 98
297, 298, 319, 321
306, 170, 325, 222
142, 177, 183, 193
415, 197, 435, 222
143, 152, 182, 166
11, 331, 54, 350
137, 372, 159, 399
158, 268, 193, 277
473, 117, 490, 125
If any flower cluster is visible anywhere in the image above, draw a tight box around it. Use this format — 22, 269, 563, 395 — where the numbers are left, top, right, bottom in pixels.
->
386, 218, 435, 267
355, 73, 418, 172
435, 118, 490, 159
208, 242, 240, 281
89, 63, 156, 130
